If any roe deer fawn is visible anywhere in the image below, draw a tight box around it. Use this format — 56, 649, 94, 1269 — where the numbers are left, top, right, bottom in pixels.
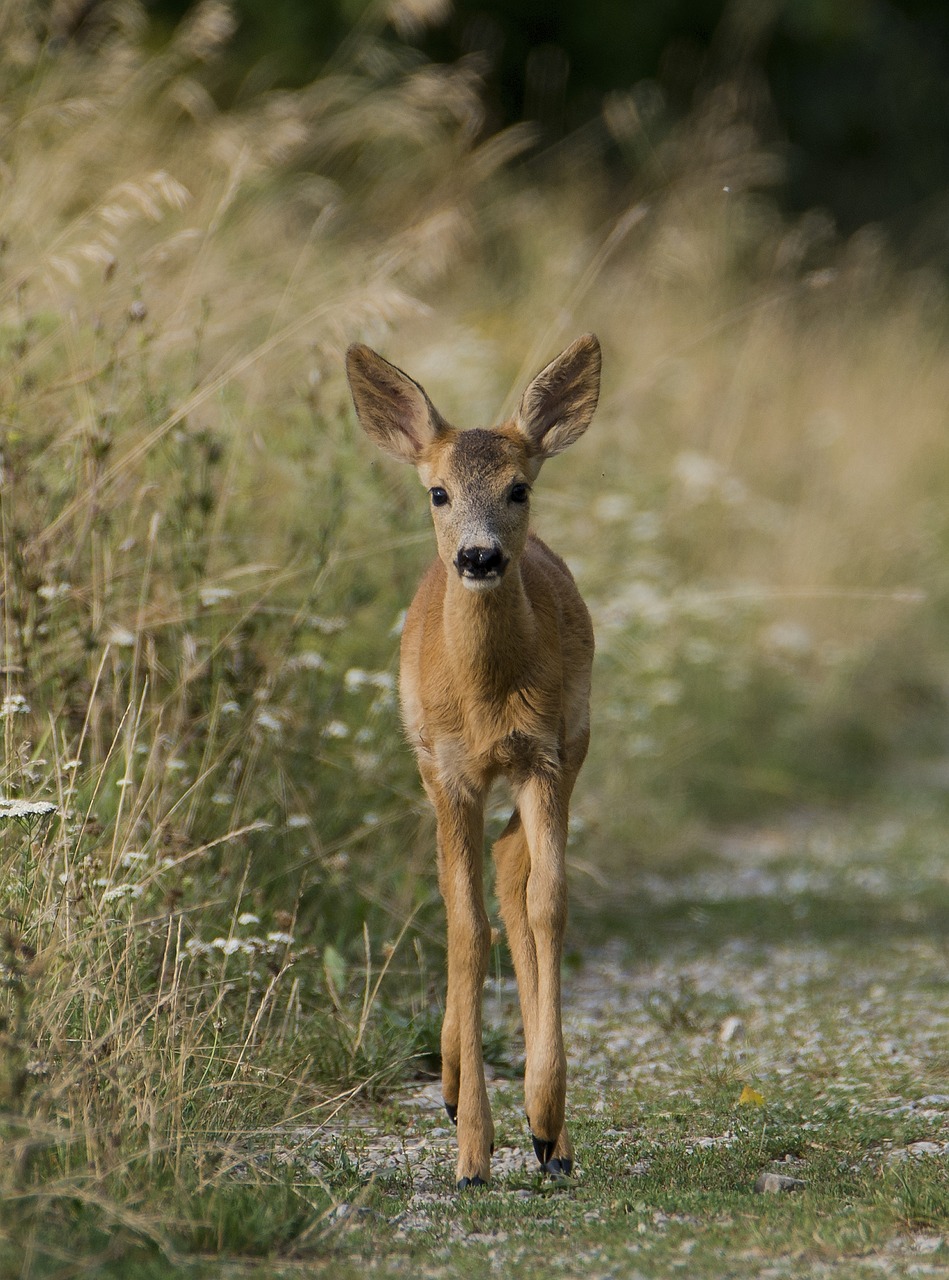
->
346, 334, 600, 1189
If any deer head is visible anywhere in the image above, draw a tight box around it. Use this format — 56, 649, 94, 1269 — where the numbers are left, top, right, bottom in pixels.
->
346, 334, 601, 591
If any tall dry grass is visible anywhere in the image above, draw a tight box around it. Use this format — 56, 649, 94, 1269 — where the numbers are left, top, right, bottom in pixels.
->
2, 4, 949, 1270
0, 4, 521, 1267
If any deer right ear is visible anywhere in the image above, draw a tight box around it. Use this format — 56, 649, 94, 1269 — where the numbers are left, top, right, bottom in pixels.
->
516, 333, 601, 461
346, 344, 447, 464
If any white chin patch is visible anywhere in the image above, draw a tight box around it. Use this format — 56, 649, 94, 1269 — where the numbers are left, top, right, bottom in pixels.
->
460, 573, 503, 592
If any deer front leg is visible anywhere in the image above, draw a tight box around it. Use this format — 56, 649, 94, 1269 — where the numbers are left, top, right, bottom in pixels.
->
517, 770, 571, 1173
432, 781, 494, 1189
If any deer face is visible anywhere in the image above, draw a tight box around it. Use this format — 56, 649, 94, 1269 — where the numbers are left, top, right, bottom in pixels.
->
346, 333, 601, 590
419, 428, 535, 591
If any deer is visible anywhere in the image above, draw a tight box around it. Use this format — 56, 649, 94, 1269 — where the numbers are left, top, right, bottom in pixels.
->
346, 333, 600, 1189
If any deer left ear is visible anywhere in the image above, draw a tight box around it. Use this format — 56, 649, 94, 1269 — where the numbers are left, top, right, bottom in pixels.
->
347, 344, 448, 464
515, 333, 601, 460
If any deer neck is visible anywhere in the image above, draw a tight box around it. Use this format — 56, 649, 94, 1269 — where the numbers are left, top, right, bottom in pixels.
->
441, 564, 534, 690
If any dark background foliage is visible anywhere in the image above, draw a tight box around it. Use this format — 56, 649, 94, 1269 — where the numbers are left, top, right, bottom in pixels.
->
140, 0, 949, 237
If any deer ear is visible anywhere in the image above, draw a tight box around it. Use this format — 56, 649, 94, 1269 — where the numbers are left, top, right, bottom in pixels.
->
346, 344, 448, 464
515, 333, 601, 460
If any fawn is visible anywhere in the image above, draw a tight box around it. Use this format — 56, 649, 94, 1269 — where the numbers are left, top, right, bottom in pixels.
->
346, 334, 600, 1188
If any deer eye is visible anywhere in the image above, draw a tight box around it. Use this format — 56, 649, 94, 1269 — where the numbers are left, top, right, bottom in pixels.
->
430, 487, 449, 507
509, 483, 530, 504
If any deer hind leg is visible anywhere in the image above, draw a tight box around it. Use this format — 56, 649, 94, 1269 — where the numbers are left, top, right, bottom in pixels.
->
494, 809, 574, 1175
500, 767, 581, 1176
432, 783, 494, 1189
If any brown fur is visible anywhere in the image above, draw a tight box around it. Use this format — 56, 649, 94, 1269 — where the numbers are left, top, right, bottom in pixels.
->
346, 335, 600, 1186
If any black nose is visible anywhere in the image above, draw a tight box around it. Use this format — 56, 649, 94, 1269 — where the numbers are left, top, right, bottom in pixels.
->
456, 545, 505, 578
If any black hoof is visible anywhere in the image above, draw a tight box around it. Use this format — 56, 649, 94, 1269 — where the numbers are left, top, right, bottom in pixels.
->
457, 1175, 487, 1191
545, 1156, 573, 1177
445, 1102, 458, 1125
532, 1134, 557, 1168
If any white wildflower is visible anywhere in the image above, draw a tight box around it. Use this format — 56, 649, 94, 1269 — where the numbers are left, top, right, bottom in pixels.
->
1, 694, 30, 718
101, 883, 143, 903
344, 668, 369, 692
322, 720, 349, 739
287, 814, 310, 829
593, 493, 634, 522
211, 937, 242, 956
0, 798, 56, 820
108, 626, 137, 648
211, 791, 234, 806
199, 586, 234, 607
309, 614, 346, 634
650, 679, 683, 707
673, 450, 722, 500
254, 710, 282, 733
220, 700, 240, 715
120, 851, 148, 868
762, 620, 813, 658
599, 580, 671, 630
267, 931, 294, 947
238, 912, 260, 926
286, 652, 326, 672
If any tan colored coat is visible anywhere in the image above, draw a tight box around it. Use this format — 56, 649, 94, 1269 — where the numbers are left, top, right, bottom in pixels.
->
347, 335, 600, 1187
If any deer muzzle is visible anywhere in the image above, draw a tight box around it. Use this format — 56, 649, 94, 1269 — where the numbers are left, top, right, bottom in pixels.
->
455, 544, 508, 585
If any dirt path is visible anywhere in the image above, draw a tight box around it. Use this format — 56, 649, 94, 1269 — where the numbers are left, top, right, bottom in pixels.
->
270, 811, 949, 1276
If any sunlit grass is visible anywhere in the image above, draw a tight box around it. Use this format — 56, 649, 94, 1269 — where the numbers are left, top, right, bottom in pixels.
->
2, 4, 949, 1273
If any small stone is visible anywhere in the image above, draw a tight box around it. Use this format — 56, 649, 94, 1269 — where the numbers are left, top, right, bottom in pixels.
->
720, 1015, 744, 1045
754, 1172, 805, 1194
912, 1234, 945, 1254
